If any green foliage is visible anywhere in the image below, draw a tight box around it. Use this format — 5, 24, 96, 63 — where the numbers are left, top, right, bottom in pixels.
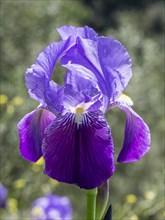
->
0, 0, 164, 219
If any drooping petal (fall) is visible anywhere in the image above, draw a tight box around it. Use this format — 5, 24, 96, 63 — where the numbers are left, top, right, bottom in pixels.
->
61, 37, 132, 106
57, 25, 98, 41
42, 111, 115, 189
18, 108, 55, 162
110, 100, 150, 163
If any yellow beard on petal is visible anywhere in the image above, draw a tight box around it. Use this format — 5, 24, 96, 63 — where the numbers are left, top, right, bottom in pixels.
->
75, 107, 85, 125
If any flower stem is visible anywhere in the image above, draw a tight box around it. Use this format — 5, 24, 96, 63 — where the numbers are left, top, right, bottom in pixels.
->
86, 188, 98, 220
96, 181, 109, 220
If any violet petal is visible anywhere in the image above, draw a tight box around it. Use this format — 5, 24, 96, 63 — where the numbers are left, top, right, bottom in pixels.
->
18, 108, 55, 162
111, 102, 151, 163
25, 38, 72, 112
42, 111, 115, 189
61, 37, 132, 105
64, 70, 102, 111
57, 25, 98, 41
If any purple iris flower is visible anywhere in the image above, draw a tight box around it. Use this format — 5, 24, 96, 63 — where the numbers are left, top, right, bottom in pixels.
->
31, 194, 72, 220
18, 26, 151, 189
0, 184, 8, 209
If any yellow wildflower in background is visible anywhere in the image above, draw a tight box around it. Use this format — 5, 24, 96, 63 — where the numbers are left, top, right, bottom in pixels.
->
36, 157, 44, 166
7, 104, 15, 114
49, 178, 59, 186
31, 206, 44, 216
144, 191, 156, 200
32, 157, 44, 172
0, 94, 8, 105
126, 194, 137, 204
8, 198, 18, 213
12, 96, 24, 106
13, 179, 25, 189
32, 164, 41, 172
130, 214, 139, 220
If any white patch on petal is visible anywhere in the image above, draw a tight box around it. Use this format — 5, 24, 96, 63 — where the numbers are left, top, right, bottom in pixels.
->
26, 64, 35, 74
75, 107, 85, 126
117, 93, 133, 106
69, 101, 95, 113
68, 102, 91, 127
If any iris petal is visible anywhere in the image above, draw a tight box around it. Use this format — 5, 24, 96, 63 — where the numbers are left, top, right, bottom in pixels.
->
64, 70, 102, 111
42, 111, 115, 189
65, 70, 99, 95
25, 38, 72, 112
110, 101, 151, 163
61, 37, 132, 105
18, 108, 55, 162
57, 25, 98, 41
98, 37, 132, 99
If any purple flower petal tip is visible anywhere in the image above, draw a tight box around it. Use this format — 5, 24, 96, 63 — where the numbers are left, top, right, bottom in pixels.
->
57, 25, 98, 41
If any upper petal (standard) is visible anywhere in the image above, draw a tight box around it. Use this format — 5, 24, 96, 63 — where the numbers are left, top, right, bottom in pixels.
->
25, 38, 72, 113
57, 25, 98, 41
61, 37, 132, 107
63, 70, 102, 111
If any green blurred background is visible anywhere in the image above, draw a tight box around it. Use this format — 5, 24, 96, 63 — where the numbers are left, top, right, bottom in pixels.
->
0, 0, 164, 219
